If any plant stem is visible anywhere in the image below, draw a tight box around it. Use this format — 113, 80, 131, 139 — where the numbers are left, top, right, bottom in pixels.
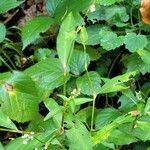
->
90, 94, 96, 131
0, 128, 36, 134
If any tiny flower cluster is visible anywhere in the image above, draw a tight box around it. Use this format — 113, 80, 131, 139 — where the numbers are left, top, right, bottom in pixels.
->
22, 132, 34, 145
71, 88, 81, 98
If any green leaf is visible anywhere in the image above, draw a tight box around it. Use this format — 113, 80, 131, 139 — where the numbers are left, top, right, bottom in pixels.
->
76, 71, 101, 96
46, 0, 61, 17
0, 109, 17, 129
108, 129, 138, 145
92, 115, 133, 146
96, 0, 123, 5
0, 71, 39, 122
44, 98, 62, 128
95, 108, 121, 129
124, 33, 148, 53
66, 120, 92, 150
69, 49, 90, 75
34, 48, 52, 61
24, 58, 70, 90
54, 0, 94, 20
0, 0, 24, 14
76, 25, 102, 45
137, 49, 150, 64
57, 12, 77, 70
99, 30, 124, 51
73, 98, 93, 105
105, 6, 129, 24
0, 23, 6, 43
122, 53, 150, 74
99, 71, 136, 94
22, 16, 54, 49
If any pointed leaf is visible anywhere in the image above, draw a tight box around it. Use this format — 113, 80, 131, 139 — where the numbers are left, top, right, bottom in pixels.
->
0, 71, 39, 122
0, 109, 17, 129
57, 12, 77, 69
99, 71, 136, 94
0, 0, 24, 14
22, 16, 54, 49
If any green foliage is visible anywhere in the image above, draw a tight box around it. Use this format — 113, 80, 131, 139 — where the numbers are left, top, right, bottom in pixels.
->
57, 12, 77, 70
0, 0, 24, 14
124, 33, 148, 52
0, 109, 17, 129
0, 71, 39, 122
0, 23, 6, 43
24, 58, 70, 90
22, 16, 54, 49
0, 0, 150, 149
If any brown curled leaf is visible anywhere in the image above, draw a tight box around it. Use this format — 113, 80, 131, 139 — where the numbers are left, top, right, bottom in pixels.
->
140, 0, 150, 25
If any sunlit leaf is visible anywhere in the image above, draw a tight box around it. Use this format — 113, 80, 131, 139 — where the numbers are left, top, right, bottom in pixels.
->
22, 16, 54, 49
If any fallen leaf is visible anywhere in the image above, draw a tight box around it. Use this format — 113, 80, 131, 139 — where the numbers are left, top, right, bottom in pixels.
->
140, 0, 150, 25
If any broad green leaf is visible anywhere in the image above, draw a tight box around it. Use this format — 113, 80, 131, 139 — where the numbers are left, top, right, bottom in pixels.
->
44, 98, 62, 128
124, 33, 148, 53
54, 0, 94, 20
119, 95, 136, 113
0, 109, 17, 129
76, 25, 102, 45
99, 30, 124, 51
66, 120, 92, 150
27, 114, 56, 132
99, 71, 136, 94
96, 0, 123, 5
137, 49, 150, 64
76, 107, 92, 123
24, 58, 70, 90
95, 108, 121, 129
122, 53, 150, 74
0, 0, 24, 14
135, 120, 150, 141
46, 0, 61, 17
0, 71, 39, 122
69, 49, 90, 75
57, 12, 77, 70
92, 115, 133, 145
76, 71, 101, 96
22, 16, 54, 49
0, 23, 6, 43
108, 129, 138, 145
105, 6, 129, 24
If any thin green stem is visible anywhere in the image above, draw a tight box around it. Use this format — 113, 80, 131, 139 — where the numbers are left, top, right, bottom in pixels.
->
0, 128, 37, 134
0, 55, 13, 71
90, 94, 96, 131
2, 51, 17, 70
